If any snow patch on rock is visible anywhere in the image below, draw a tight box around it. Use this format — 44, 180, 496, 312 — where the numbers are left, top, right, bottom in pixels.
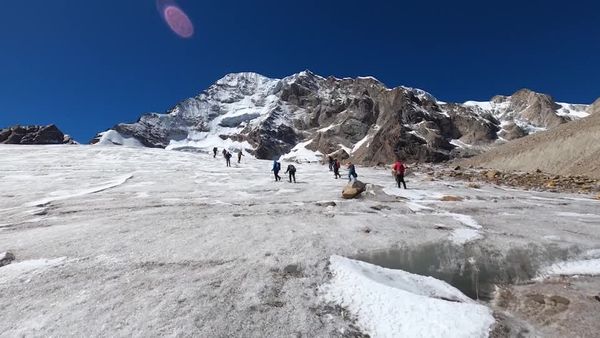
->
95, 130, 144, 147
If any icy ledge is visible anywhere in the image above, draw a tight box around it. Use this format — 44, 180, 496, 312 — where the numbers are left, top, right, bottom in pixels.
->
321, 256, 495, 338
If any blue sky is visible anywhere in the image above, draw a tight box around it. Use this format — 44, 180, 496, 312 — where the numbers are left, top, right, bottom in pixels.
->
1, 0, 599, 142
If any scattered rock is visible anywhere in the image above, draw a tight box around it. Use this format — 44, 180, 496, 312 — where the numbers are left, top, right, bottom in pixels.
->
362, 227, 372, 234
315, 201, 337, 207
548, 295, 570, 306
283, 264, 303, 277
370, 205, 391, 211
342, 181, 367, 199
0, 251, 15, 267
486, 170, 500, 180
440, 195, 464, 202
454, 166, 462, 171
436, 166, 600, 195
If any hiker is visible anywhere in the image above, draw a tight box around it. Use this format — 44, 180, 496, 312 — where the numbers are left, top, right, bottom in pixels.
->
213, 147, 218, 158
328, 156, 334, 171
333, 159, 342, 179
225, 151, 232, 167
347, 162, 358, 182
392, 159, 407, 189
237, 150, 244, 164
272, 160, 282, 181
285, 164, 297, 183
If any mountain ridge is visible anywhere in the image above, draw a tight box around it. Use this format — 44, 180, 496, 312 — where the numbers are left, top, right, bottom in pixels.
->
92, 71, 593, 164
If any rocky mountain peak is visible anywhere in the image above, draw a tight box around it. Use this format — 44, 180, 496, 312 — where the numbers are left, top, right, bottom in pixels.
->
506, 88, 566, 128
92, 71, 590, 164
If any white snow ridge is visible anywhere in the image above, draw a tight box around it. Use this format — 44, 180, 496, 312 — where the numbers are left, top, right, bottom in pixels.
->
322, 256, 495, 338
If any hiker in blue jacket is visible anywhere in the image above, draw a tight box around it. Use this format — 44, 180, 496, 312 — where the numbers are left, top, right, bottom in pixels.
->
271, 160, 282, 182
347, 162, 358, 182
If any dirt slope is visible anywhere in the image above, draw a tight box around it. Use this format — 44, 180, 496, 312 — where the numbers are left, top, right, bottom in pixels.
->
462, 112, 600, 179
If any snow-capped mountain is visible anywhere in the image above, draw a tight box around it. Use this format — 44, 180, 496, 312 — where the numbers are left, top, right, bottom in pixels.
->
92, 71, 592, 163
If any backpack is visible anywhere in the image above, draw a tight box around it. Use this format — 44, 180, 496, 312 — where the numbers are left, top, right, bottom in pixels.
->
289, 165, 296, 172
276, 162, 281, 171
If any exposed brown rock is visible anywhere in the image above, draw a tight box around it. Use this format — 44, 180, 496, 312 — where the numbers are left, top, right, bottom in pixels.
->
498, 122, 527, 141
342, 180, 367, 199
440, 195, 464, 202
588, 98, 600, 115
461, 113, 600, 180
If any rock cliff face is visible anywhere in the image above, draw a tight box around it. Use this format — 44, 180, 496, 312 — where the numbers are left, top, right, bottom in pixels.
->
92, 71, 591, 164
0, 125, 74, 145
588, 98, 600, 115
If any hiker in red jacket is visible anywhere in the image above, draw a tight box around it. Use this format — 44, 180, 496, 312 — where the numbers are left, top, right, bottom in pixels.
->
392, 159, 407, 189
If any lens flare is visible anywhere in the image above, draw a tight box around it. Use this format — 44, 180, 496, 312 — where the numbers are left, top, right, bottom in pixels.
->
156, 0, 194, 38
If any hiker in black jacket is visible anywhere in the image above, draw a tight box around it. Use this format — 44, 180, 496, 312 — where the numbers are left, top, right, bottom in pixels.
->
225, 152, 232, 167
237, 150, 244, 163
285, 164, 297, 183
333, 159, 341, 179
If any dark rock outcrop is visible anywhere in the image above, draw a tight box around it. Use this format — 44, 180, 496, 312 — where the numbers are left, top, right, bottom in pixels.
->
0, 251, 15, 267
0, 125, 74, 145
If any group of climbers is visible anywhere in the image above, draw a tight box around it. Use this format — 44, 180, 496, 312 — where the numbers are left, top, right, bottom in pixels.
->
214, 147, 245, 168
213, 146, 408, 189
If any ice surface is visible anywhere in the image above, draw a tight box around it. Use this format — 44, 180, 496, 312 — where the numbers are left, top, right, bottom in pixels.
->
0, 258, 67, 284
448, 213, 482, 230
26, 174, 133, 207
451, 228, 483, 245
1, 145, 599, 336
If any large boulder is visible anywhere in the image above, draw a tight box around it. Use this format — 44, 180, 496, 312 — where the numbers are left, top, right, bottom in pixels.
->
342, 180, 367, 199
0, 125, 74, 145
